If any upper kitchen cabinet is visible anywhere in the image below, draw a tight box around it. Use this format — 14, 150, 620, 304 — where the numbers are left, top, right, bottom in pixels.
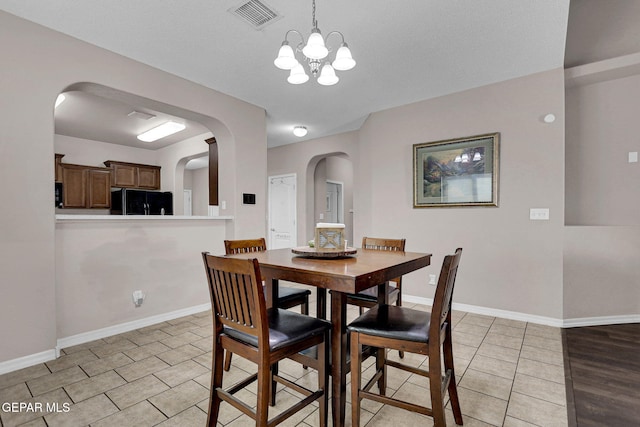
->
61, 164, 111, 208
104, 161, 161, 190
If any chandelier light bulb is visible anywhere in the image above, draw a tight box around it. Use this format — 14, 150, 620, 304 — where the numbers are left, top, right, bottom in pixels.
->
287, 62, 309, 84
317, 63, 339, 86
332, 44, 356, 71
473, 152, 482, 161
461, 153, 470, 163
274, 42, 297, 70
293, 126, 308, 137
302, 29, 328, 60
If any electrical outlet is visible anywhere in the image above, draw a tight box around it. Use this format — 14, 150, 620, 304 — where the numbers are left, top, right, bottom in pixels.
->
529, 208, 550, 220
429, 274, 437, 285
132, 290, 145, 307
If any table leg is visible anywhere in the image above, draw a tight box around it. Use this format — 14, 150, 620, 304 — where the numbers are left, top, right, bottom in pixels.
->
376, 281, 390, 394
316, 288, 327, 320
263, 276, 279, 309
264, 276, 279, 406
330, 291, 347, 427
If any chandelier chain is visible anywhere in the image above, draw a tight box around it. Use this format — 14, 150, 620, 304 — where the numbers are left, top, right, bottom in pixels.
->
312, 0, 317, 28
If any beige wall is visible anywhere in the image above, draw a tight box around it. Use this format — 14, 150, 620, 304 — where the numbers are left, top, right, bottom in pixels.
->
55, 134, 158, 170
565, 74, 640, 226
55, 219, 227, 338
0, 11, 266, 365
192, 167, 210, 216
268, 132, 359, 245
563, 227, 640, 319
563, 69, 640, 321
359, 69, 566, 319
270, 69, 567, 320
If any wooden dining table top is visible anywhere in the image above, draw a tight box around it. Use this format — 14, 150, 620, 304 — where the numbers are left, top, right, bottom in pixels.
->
224, 247, 432, 294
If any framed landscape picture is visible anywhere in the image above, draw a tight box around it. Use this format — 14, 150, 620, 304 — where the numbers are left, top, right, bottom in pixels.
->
413, 133, 499, 208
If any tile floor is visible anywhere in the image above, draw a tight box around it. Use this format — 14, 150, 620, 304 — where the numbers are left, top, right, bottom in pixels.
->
0, 287, 568, 427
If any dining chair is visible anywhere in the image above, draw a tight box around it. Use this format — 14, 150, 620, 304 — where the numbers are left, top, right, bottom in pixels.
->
345, 236, 406, 357
202, 253, 330, 427
222, 238, 312, 371
347, 248, 463, 427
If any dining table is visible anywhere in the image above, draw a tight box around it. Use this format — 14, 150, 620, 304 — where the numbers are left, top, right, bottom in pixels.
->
224, 246, 432, 427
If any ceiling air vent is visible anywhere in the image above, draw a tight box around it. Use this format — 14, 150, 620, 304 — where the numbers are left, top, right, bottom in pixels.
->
229, 0, 282, 30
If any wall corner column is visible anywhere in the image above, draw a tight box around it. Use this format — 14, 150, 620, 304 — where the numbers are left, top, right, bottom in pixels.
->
205, 137, 219, 206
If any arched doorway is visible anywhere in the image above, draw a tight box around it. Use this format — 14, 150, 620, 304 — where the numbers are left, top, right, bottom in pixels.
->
53, 82, 228, 217
310, 154, 354, 244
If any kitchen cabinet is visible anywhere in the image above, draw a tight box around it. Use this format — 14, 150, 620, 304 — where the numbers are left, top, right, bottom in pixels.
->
61, 164, 86, 208
55, 154, 64, 182
87, 169, 111, 208
104, 161, 161, 190
61, 164, 111, 208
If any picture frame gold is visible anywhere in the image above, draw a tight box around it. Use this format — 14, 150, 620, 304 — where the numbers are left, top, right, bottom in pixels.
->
413, 132, 499, 208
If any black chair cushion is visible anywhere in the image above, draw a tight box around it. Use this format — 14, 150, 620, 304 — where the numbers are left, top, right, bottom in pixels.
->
345, 285, 399, 303
224, 308, 331, 351
347, 304, 431, 343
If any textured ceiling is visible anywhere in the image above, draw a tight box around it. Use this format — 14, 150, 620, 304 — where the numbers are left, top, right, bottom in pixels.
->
0, 0, 570, 148
565, 0, 640, 68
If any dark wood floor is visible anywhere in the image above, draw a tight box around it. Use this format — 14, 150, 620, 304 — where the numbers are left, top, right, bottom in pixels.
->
563, 323, 640, 427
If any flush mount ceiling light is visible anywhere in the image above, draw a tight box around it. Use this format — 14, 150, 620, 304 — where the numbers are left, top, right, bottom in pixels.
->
293, 126, 308, 137
274, 0, 355, 86
137, 121, 186, 142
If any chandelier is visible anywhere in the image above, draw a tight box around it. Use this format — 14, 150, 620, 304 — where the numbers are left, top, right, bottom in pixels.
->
274, 0, 356, 86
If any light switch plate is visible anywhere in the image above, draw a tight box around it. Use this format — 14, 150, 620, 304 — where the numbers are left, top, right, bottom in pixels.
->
530, 208, 550, 220
629, 152, 638, 163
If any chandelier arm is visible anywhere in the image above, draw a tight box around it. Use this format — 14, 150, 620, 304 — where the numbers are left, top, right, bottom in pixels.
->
325, 31, 346, 45
284, 29, 306, 47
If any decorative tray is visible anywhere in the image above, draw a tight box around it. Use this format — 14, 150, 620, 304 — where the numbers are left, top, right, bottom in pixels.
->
291, 246, 357, 258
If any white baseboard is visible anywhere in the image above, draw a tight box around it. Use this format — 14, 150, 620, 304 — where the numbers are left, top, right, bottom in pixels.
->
562, 314, 640, 328
0, 349, 57, 376
55, 303, 212, 356
405, 295, 640, 328
404, 295, 563, 327
0, 303, 212, 375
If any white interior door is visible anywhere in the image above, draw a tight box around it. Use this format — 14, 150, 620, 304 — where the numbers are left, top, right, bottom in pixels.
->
326, 181, 343, 223
183, 190, 192, 216
268, 174, 297, 249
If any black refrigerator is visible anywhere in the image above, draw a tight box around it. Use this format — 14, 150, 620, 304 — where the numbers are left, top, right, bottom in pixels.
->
111, 189, 173, 215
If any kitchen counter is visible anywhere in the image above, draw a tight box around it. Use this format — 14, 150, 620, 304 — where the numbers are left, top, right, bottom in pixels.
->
55, 214, 233, 222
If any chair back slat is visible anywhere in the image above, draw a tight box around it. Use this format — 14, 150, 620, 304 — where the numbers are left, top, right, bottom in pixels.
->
361, 237, 406, 252
362, 237, 406, 286
225, 238, 267, 255
202, 253, 267, 339
430, 248, 463, 333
